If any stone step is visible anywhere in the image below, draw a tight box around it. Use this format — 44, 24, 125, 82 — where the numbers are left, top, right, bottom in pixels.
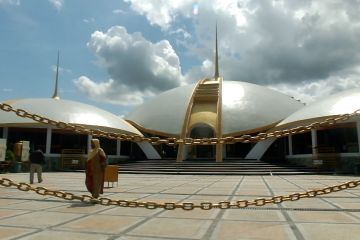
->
116, 159, 330, 175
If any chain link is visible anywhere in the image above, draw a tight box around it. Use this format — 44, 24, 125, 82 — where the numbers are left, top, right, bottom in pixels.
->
1, 102, 359, 146
1, 177, 360, 210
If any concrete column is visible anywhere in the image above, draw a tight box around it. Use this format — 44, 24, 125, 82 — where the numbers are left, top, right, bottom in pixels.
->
87, 135, 92, 155
2, 127, 8, 139
288, 135, 293, 156
357, 121, 360, 153
116, 139, 121, 156
311, 129, 317, 155
45, 127, 52, 154
216, 143, 223, 162
176, 144, 184, 162
222, 144, 226, 159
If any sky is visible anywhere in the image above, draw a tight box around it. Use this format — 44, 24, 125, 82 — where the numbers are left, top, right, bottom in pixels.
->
1, 0, 360, 117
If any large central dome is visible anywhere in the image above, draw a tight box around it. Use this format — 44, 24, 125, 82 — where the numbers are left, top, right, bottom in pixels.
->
126, 80, 303, 136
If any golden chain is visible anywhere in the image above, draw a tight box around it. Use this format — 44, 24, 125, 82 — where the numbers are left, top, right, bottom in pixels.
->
0, 102, 359, 145
1, 177, 360, 210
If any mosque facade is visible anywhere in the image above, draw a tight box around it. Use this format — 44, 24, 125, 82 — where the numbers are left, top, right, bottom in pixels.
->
1, 40, 360, 173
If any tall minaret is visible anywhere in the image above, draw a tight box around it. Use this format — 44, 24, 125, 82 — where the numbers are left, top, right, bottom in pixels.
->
52, 51, 60, 100
214, 24, 219, 79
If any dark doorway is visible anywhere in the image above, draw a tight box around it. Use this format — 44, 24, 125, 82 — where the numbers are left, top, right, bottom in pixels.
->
189, 124, 215, 159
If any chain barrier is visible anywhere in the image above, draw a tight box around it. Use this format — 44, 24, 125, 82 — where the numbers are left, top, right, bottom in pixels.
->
1, 102, 360, 145
1, 103, 360, 209
1, 177, 360, 210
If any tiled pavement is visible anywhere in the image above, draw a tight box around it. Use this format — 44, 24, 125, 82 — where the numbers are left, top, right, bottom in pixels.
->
1, 172, 360, 240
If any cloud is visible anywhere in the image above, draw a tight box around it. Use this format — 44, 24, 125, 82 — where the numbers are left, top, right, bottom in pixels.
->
51, 65, 71, 74
124, 0, 360, 102
49, 0, 63, 11
124, 0, 194, 30
75, 26, 186, 105
269, 71, 360, 105
2, 88, 13, 92
112, 9, 126, 14
0, 0, 20, 6
83, 18, 95, 23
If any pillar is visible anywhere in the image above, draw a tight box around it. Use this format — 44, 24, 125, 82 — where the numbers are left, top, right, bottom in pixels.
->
2, 127, 8, 139
87, 135, 92, 154
311, 129, 317, 155
117, 139, 121, 156
216, 143, 223, 162
288, 135, 293, 156
357, 121, 360, 153
45, 127, 52, 154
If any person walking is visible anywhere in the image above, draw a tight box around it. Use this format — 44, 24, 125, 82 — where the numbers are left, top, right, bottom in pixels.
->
85, 138, 107, 199
29, 149, 45, 184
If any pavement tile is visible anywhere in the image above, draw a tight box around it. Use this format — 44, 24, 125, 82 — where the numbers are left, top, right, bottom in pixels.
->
100, 206, 162, 217
0, 209, 29, 219
210, 220, 296, 240
1, 173, 360, 240
297, 223, 360, 240
49, 202, 109, 214
16, 230, 109, 240
0, 198, 29, 207
129, 217, 212, 239
158, 207, 220, 219
222, 209, 286, 222
0, 199, 69, 210
288, 210, 359, 223
0, 211, 82, 228
281, 197, 336, 209
0, 226, 37, 240
55, 215, 144, 234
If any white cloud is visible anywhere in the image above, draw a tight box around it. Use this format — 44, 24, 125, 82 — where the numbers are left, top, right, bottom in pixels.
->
0, 0, 20, 6
49, 0, 63, 11
83, 18, 95, 23
2, 88, 13, 92
74, 76, 145, 106
75, 26, 186, 105
125, 0, 360, 103
51, 65, 71, 74
124, 0, 194, 30
113, 9, 126, 14
269, 73, 360, 104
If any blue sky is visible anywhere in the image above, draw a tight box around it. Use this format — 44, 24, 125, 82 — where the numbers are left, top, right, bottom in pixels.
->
1, 0, 360, 117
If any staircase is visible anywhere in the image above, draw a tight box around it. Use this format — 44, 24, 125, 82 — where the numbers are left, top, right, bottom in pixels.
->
116, 159, 333, 175
193, 81, 219, 102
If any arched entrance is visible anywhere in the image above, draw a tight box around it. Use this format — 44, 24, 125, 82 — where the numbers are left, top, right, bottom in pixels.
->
189, 124, 215, 159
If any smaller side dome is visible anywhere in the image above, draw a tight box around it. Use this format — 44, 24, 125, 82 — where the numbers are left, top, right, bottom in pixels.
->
276, 87, 360, 129
0, 98, 142, 136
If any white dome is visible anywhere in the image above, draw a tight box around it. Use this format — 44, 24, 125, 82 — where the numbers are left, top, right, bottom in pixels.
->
276, 87, 360, 128
0, 98, 142, 136
127, 81, 304, 136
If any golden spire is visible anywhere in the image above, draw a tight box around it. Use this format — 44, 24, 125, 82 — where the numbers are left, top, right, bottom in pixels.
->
214, 24, 219, 79
52, 50, 60, 100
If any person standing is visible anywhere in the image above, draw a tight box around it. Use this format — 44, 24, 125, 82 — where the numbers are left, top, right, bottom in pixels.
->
85, 139, 107, 199
29, 149, 45, 184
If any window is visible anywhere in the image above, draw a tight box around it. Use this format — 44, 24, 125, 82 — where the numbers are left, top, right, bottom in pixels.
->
292, 132, 312, 154
7, 127, 46, 152
317, 123, 358, 153
98, 137, 117, 155
120, 141, 131, 155
51, 129, 87, 154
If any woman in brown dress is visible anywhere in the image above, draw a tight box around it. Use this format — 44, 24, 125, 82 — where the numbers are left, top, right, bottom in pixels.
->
85, 138, 107, 198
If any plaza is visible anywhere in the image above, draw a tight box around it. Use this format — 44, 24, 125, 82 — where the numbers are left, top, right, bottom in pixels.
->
1, 172, 360, 240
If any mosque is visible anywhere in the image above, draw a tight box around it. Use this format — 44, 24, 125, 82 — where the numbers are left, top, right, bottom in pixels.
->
1, 34, 360, 174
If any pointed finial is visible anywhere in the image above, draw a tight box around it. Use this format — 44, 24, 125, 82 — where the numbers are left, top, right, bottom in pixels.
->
52, 50, 60, 100
214, 24, 219, 79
